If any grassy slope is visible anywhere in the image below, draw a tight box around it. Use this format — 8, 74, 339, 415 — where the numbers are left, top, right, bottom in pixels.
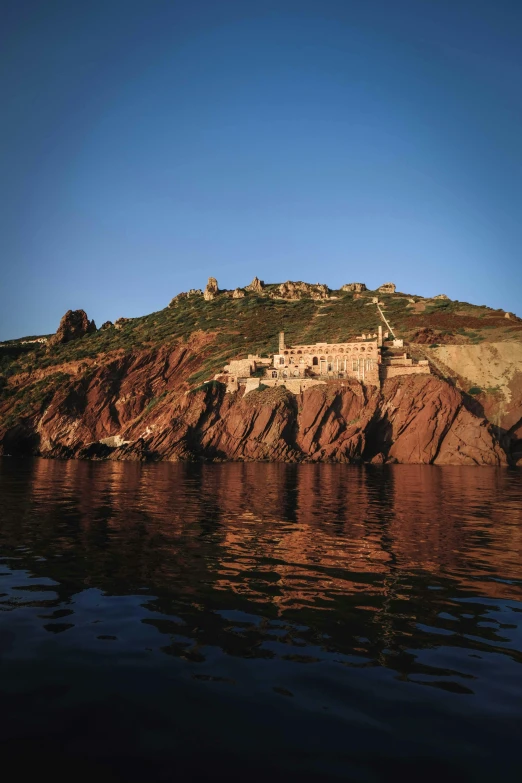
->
1, 287, 521, 427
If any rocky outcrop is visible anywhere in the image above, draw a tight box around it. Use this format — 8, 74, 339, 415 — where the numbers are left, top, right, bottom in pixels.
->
48, 310, 96, 347
0, 353, 508, 465
203, 277, 219, 301
114, 317, 131, 329
169, 289, 202, 307
276, 281, 329, 300
341, 283, 367, 293
245, 277, 265, 293
231, 288, 245, 299
100, 321, 113, 330
378, 283, 396, 294
433, 294, 449, 300
372, 376, 506, 465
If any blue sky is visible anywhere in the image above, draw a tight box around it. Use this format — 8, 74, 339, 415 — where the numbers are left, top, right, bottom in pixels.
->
1, 0, 521, 339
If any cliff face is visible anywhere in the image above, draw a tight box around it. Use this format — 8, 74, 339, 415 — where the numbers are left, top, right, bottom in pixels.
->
0, 345, 507, 465
431, 342, 522, 446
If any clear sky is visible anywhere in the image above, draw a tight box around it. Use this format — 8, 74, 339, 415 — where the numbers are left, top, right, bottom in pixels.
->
1, 0, 521, 340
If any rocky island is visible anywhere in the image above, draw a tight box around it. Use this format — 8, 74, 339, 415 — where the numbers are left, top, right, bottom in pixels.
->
1, 278, 521, 466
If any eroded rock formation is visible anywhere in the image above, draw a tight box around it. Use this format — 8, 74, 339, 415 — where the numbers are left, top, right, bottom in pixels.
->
378, 283, 396, 294
341, 283, 367, 293
48, 310, 96, 347
204, 277, 219, 301
246, 277, 265, 292
276, 281, 330, 300
169, 289, 202, 307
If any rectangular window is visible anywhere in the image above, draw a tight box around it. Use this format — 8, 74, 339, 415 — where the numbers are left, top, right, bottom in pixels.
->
352, 360, 358, 371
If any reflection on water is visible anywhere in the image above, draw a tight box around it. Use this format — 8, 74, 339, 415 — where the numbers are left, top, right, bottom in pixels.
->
0, 459, 521, 782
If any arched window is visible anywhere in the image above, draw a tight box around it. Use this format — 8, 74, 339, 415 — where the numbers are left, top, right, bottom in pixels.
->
312, 357, 318, 366
272, 370, 277, 378
339, 347, 344, 353
297, 350, 302, 354
284, 351, 289, 355
299, 357, 304, 363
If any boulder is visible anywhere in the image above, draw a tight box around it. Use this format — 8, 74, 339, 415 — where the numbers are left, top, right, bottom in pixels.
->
232, 288, 245, 299
48, 310, 96, 347
204, 277, 219, 301
341, 283, 367, 293
434, 294, 449, 300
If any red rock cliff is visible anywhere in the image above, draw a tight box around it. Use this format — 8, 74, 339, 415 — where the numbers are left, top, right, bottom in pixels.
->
0, 345, 507, 465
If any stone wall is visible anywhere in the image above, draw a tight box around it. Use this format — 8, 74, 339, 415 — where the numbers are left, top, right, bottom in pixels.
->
242, 377, 327, 396
381, 365, 431, 380
225, 358, 254, 377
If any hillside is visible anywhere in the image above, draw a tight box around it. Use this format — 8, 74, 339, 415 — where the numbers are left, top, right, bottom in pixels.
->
1, 279, 521, 465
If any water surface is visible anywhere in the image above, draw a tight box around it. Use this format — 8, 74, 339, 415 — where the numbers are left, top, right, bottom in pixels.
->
0, 459, 521, 782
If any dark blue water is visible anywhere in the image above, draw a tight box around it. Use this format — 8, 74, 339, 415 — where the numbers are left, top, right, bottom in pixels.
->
0, 459, 521, 782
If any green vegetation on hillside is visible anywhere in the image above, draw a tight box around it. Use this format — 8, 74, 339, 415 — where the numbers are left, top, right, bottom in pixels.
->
1, 287, 520, 395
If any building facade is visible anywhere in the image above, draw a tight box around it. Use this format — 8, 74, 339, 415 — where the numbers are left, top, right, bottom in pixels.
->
269, 333, 380, 386
215, 330, 431, 396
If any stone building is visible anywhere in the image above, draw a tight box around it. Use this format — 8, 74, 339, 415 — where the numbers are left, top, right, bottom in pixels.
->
269, 332, 380, 386
380, 353, 430, 380
216, 329, 430, 396
224, 354, 271, 377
